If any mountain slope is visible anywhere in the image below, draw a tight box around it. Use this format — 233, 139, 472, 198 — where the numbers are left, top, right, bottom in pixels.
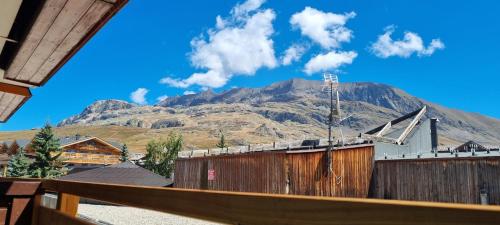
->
4, 79, 499, 152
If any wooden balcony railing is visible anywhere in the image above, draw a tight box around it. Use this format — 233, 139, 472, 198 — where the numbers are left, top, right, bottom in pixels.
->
1, 178, 500, 225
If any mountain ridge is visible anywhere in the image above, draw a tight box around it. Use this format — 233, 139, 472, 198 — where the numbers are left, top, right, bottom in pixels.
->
53, 78, 500, 147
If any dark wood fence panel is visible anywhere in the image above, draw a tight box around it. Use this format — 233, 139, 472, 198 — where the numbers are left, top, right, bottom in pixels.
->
174, 157, 205, 189
175, 152, 287, 193
370, 157, 500, 204
175, 145, 375, 197
287, 146, 375, 197
207, 152, 287, 193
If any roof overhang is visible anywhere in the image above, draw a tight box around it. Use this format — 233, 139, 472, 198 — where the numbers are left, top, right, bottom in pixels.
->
0, 82, 31, 122
0, 0, 128, 122
61, 136, 122, 152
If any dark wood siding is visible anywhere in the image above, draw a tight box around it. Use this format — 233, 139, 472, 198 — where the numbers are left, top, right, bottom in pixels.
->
370, 157, 500, 204
175, 152, 287, 193
174, 145, 375, 197
287, 146, 374, 197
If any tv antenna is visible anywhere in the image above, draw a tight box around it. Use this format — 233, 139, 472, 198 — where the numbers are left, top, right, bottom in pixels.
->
323, 73, 350, 174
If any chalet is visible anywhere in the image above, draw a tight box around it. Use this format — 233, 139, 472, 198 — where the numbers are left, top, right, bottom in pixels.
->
0, 136, 123, 169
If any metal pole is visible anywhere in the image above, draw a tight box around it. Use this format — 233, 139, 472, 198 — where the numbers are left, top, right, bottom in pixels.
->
327, 82, 333, 174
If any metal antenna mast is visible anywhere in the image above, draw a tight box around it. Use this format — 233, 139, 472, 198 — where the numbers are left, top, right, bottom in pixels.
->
323, 72, 338, 174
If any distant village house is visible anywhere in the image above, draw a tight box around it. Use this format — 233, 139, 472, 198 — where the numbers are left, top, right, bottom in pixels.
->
0, 135, 123, 175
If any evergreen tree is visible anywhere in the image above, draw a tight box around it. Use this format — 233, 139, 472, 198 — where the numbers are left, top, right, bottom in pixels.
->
144, 132, 183, 178
7, 147, 30, 177
216, 130, 228, 150
120, 144, 129, 162
28, 124, 66, 178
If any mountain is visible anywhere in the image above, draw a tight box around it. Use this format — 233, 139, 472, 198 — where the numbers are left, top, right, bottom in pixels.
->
5, 79, 497, 152
0, 79, 492, 152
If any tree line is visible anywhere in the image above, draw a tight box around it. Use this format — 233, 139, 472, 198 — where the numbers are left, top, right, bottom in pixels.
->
7, 124, 66, 178
7, 124, 229, 180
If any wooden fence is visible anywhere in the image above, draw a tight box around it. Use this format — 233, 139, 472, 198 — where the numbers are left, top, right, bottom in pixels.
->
175, 145, 375, 197
370, 156, 500, 204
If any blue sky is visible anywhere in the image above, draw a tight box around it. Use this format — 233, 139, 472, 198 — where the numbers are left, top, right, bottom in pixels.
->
1, 0, 499, 131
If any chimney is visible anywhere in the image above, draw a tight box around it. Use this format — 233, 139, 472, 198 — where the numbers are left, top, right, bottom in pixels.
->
430, 118, 438, 151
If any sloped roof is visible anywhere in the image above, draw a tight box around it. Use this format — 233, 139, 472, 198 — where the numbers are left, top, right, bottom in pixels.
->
59, 162, 172, 187
5, 136, 123, 152
455, 140, 488, 151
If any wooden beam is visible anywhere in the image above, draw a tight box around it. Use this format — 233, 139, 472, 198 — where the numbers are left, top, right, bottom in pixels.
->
0, 208, 6, 225
40, 179, 500, 225
0, 82, 31, 97
396, 106, 427, 144
4, 0, 68, 81
31, 195, 41, 225
9, 198, 31, 225
31, 1, 113, 84
38, 0, 128, 86
376, 121, 392, 137
56, 193, 79, 217
365, 107, 426, 135
5, 0, 128, 86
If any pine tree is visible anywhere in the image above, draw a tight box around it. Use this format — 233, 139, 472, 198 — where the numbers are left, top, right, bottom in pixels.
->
120, 144, 129, 162
7, 147, 30, 177
28, 124, 66, 178
216, 130, 228, 150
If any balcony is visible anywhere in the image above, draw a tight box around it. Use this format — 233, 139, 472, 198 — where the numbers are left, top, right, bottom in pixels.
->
1, 178, 499, 225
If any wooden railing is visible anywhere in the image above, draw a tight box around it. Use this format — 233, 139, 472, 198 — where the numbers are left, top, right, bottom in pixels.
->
1, 178, 500, 225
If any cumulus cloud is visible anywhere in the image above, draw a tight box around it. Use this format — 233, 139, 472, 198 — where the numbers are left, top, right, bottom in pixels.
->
130, 88, 148, 105
156, 95, 168, 102
370, 26, 445, 58
290, 7, 355, 49
161, 0, 277, 89
183, 91, 196, 95
304, 51, 357, 75
281, 44, 307, 65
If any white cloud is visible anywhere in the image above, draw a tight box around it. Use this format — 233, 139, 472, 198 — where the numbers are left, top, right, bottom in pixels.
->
156, 95, 168, 102
420, 39, 445, 56
231, 0, 266, 18
370, 26, 445, 58
183, 91, 196, 95
281, 44, 307, 65
290, 7, 355, 49
159, 77, 189, 88
130, 88, 148, 105
161, 0, 277, 89
304, 51, 357, 75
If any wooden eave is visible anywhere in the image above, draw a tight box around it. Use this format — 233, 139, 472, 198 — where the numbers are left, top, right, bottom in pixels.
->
0, 0, 128, 123
61, 137, 121, 152
0, 82, 31, 122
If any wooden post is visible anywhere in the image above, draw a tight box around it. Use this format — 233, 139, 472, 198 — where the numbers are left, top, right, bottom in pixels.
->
56, 193, 80, 217
31, 194, 42, 225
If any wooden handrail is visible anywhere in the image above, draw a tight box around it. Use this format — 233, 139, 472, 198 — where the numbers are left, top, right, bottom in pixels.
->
2, 178, 500, 225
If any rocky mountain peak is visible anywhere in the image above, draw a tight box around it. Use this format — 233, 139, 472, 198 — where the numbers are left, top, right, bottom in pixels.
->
82, 100, 136, 115
56, 78, 500, 145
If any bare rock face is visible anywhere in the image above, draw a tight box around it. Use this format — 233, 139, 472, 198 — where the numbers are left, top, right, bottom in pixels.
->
150, 119, 184, 129
58, 100, 136, 126
253, 124, 285, 138
126, 118, 147, 128
57, 79, 500, 145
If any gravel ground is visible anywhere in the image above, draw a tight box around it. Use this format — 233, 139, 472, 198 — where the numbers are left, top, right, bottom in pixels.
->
78, 204, 222, 225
